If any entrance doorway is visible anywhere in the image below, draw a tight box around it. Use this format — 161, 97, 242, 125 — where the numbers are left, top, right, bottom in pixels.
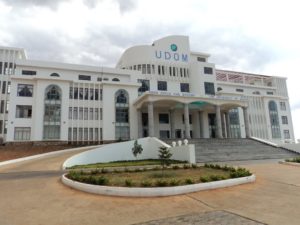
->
208, 113, 216, 138
175, 129, 182, 138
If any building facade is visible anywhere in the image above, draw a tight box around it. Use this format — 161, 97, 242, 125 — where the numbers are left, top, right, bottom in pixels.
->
0, 35, 295, 144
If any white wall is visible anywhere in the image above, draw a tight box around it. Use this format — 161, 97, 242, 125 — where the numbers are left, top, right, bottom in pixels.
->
63, 137, 195, 168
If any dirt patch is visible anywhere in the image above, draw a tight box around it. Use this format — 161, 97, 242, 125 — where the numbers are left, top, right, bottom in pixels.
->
0, 144, 76, 162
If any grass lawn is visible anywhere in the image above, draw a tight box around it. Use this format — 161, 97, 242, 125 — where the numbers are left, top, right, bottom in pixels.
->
68, 159, 187, 169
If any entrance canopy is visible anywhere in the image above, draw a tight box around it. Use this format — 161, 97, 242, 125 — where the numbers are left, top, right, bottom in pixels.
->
133, 91, 248, 110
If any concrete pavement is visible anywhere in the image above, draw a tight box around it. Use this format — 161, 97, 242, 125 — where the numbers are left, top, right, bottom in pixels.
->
0, 150, 299, 225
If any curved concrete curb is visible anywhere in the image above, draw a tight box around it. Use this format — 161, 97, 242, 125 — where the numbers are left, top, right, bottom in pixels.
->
279, 161, 300, 167
0, 146, 98, 168
61, 174, 256, 197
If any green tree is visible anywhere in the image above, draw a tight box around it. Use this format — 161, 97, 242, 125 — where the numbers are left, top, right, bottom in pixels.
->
158, 146, 173, 169
132, 140, 143, 158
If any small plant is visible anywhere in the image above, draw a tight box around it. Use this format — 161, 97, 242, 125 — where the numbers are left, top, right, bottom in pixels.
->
91, 169, 100, 175
125, 179, 133, 187
97, 176, 109, 185
185, 178, 194, 184
124, 167, 130, 172
155, 179, 168, 187
209, 175, 223, 181
183, 164, 190, 169
172, 165, 180, 170
214, 164, 221, 169
132, 140, 143, 158
101, 168, 108, 174
170, 179, 180, 186
153, 166, 161, 171
141, 180, 152, 187
134, 168, 141, 172
286, 157, 300, 163
158, 146, 173, 169
230, 167, 251, 178
191, 164, 197, 169
200, 176, 210, 183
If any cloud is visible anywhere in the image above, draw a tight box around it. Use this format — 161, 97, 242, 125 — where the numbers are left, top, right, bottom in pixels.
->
0, 0, 70, 9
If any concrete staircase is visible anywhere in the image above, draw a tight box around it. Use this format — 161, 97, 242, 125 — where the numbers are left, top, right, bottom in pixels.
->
166, 138, 299, 163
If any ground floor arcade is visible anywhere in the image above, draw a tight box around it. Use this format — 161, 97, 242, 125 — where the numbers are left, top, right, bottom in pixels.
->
134, 93, 250, 139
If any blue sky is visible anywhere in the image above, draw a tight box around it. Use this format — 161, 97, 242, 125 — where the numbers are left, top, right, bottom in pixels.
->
0, 0, 299, 140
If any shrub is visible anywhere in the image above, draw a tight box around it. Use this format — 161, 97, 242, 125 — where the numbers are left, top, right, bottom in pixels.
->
191, 164, 198, 169
91, 169, 100, 175
143, 167, 148, 171
134, 168, 141, 172
141, 180, 152, 187
209, 175, 222, 181
155, 180, 168, 187
158, 146, 173, 169
132, 140, 143, 158
153, 166, 161, 171
125, 179, 133, 187
172, 165, 180, 170
230, 167, 251, 178
185, 178, 194, 184
97, 176, 109, 185
200, 176, 210, 183
124, 167, 130, 172
170, 179, 180, 186
286, 157, 300, 163
214, 164, 221, 169
183, 164, 190, 169
101, 168, 108, 174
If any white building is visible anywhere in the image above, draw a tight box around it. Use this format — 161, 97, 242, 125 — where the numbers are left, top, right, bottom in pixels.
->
0, 35, 295, 144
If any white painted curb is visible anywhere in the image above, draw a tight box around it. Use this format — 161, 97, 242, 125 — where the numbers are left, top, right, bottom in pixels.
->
0, 146, 98, 168
61, 174, 256, 197
279, 161, 300, 167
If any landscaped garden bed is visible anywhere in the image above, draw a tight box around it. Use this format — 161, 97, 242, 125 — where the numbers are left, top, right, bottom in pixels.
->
66, 163, 252, 187
285, 157, 300, 163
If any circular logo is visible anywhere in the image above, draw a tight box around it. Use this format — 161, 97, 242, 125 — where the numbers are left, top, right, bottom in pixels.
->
170, 44, 177, 51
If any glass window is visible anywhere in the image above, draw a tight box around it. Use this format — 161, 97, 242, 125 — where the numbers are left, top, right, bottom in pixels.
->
282, 116, 288, 124
69, 87, 73, 99
159, 114, 169, 124
157, 81, 167, 91
79, 107, 83, 120
116, 108, 129, 123
17, 84, 33, 97
78, 75, 91, 81
158, 65, 161, 75
159, 130, 170, 139
112, 78, 120, 82
180, 83, 190, 92
115, 89, 130, 140
284, 130, 290, 139
22, 70, 36, 75
89, 108, 93, 120
204, 67, 213, 74
2, 81, 6, 94
14, 127, 31, 140
46, 86, 61, 100
204, 82, 215, 95
95, 108, 99, 120
16, 105, 32, 118
146, 64, 151, 74
197, 57, 206, 62
50, 73, 60, 77
90, 89, 94, 100
142, 64, 146, 74
236, 89, 244, 92
138, 79, 150, 95
268, 101, 281, 139
79, 88, 83, 100
73, 107, 78, 120
73, 87, 78, 99
267, 91, 274, 95
84, 88, 89, 100
84, 108, 88, 120
69, 107, 72, 119
280, 102, 286, 111
116, 90, 128, 104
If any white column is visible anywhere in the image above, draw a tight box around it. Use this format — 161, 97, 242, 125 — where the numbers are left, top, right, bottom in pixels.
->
225, 112, 231, 138
170, 109, 175, 139
137, 108, 143, 138
199, 111, 204, 138
194, 111, 200, 138
243, 107, 250, 138
215, 105, 223, 138
184, 103, 191, 139
148, 102, 154, 137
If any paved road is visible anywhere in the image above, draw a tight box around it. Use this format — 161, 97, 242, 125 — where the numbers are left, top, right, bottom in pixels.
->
0, 150, 300, 225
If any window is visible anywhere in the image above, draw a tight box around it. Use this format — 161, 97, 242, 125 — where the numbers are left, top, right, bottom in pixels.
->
16, 105, 32, 118
157, 81, 167, 91
204, 82, 215, 95
138, 79, 150, 95
69, 107, 72, 119
147, 64, 151, 74
284, 130, 290, 139
43, 85, 61, 140
14, 127, 31, 140
267, 91, 274, 95
282, 116, 288, 124
253, 91, 260, 95
95, 108, 99, 120
197, 57, 206, 62
112, 78, 120, 82
280, 102, 286, 111
268, 101, 281, 139
142, 64, 146, 74
2, 81, 6, 94
180, 83, 190, 92
7, 81, 11, 94
115, 89, 130, 140
22, 70, 36, 76
0, 120, 2, 134
84, 88, 89, 100
159, 130, 170, 139
17, 84, 33, 97
50, 73, 60, 77
217, 87, 222, 91
78, 75, 91, 81
158, 65, 161, 75
204, 67, 213, 74
236, 89, 244, 92
79, 107, 83, 120
159, 114, 169, 124
79, 88, 83, 100
0, 100, 4, 113
84, 108, 88, 120
73, 107, 78, 120
97, 77, 102, 82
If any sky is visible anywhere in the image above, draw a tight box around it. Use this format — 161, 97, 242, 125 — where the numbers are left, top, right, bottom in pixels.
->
0, 0, 299, 141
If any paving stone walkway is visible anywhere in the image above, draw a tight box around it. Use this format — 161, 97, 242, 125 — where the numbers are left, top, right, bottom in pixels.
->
133, 211, 265, 225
